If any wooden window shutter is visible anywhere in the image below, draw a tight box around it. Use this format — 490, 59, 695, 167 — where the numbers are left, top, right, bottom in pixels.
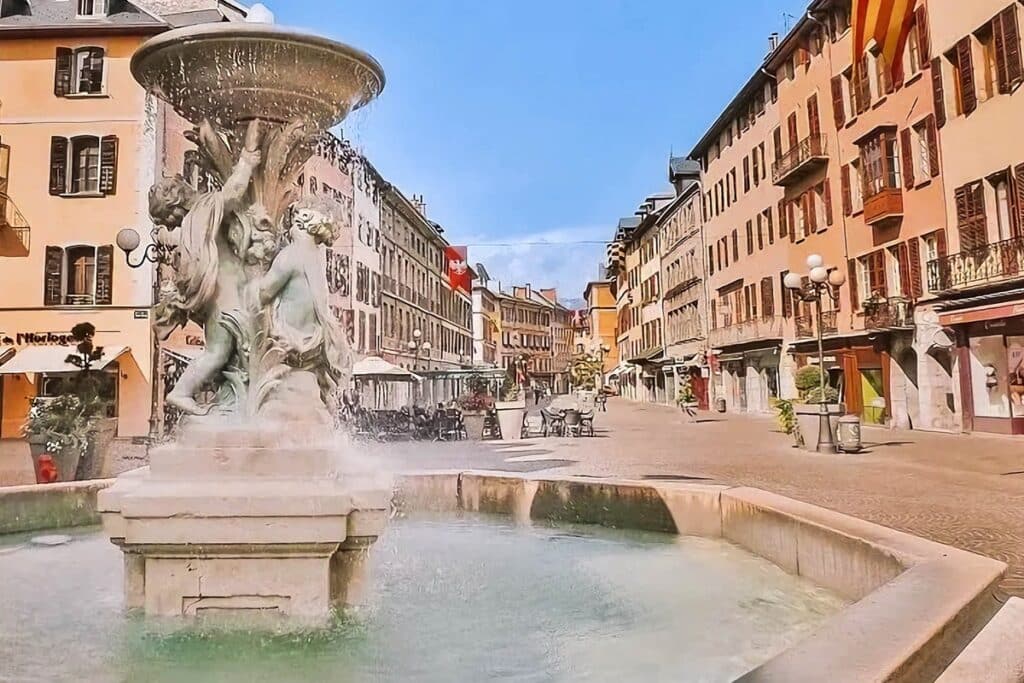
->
746, 221, 754, 254
831, 76, 846, 128
743, 156, 750, 192
767, 207, 775, 243
870, 250, 888, 295
824, 180, 834, 226
780, 273, 793, 318
931, 57, 946, 127
907, 238, 924, 299
708, 245, 715, 275
773, 127, 783, 163
710, 298, 717, 329
847, 259, 859, 309
805, 191, 817, 234
925, 115, 940, 178
779, 199, 788, 237
54, 47, 73, 96
99, 135, 118, 195
788, 201, 797, 242
915, 5, 930, 61
936, 229, 948, 258
841, 164, 853, 215
857, 55, 872, 114
807, 93, 821, 138
44, 246, 64, 306
95, 245, 114, 305
900, 128, 915, 189
1000, 5, 1024, 92
897, 243, 912, 297
1013, 162, 1024, 236
732, 229, 739, 261
761, 276, 774, 317
957, 37, 977, 115
787, 112, 799, 148
49, 136, 68, 195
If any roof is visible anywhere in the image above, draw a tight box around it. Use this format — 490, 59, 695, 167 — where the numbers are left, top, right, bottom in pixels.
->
0, 345, 130, 375
0, 0, 167, 31
161, 8, 225, 26
668, 156, 701, 179
688, 68, 770, 159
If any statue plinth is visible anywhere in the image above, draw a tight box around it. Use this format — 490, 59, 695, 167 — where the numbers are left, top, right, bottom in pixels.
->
98, 427, 388, 623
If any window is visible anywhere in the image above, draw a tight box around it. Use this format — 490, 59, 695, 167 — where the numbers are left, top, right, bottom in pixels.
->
743, 156, 751, 192
955, 181, 988, 251
77, 0, 107, 17
831, 4, 850, 40
752, 145, 761, 185
42, 244, 114, 306
850, 160, 864, 212
49, 135, 117, 196
948, 38, 978, 116
859, 129, 900, 199
906, 24, 923, 77
994, 173, 1013, 240
55, 47, 105, 96
746, 221, 754, 254
886, 247, 903, 296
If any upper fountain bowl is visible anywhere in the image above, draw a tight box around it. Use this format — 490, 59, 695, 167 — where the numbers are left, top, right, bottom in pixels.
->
131, 23, 385, 130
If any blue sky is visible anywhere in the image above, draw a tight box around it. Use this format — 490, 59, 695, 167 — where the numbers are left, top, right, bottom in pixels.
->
271, 0, 809, 303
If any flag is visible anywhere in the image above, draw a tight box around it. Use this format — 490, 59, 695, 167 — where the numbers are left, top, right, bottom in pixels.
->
445, 245, 471, 294
852, 0, 916, 79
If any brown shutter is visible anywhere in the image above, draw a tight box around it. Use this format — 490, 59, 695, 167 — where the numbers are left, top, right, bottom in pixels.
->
788, 112, 799, 149
1001, 5, 1024, 92
841, 164, 853, 215
807, 93, 821, 139
897, 243, 912, 297
870, 250, 888, 295
915, 5, 930, 61
1013, 162, 1024, 236
931, 57, 946, 127
746, 221, 754, 254
44, 246, 64, 306
847, 259, 859, 310
995, 9, 1010, 93
900, 128, 915, 189
87, 47, 105, 94
49, 136, 68, 195
99, 135, 118, 195
788, 202, 797, 242
956, 182, 987, 251
824, 180, 834, 225
778, 199, 788, 237
831, 76, 846, 128
780, 272, 793, 318
54, 47, 72, 97
936, 229, 948, 258
710, 298, 717, 329
773, 127, 782, 163
857, 55, 872, 113
767, 207, 775, 243
925, 115, 940, 178
907, 238, 924, 299
957, 37, 977, 115
95, 245, 114, 306
805, 191, 817, 234
761, 276, 774, 317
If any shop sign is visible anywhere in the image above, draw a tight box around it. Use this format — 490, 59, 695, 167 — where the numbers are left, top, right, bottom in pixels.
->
134, 310, 149, 319
1, 331, 76, 346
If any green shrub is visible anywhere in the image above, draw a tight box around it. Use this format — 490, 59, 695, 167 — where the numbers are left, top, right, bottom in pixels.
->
804, 385, 839, 404
771, 398, 804, 447
794, 365, 824, 392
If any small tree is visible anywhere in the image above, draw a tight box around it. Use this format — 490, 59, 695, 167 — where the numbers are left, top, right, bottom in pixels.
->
569, 352, 602, 391
794, 364, 838, 404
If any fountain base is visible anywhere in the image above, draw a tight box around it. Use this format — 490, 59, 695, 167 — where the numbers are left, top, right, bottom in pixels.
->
98, 427, 388, 624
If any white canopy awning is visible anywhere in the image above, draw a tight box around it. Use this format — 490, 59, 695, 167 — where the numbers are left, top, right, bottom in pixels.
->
352, 355, 422, 381
0, 345, 130, 376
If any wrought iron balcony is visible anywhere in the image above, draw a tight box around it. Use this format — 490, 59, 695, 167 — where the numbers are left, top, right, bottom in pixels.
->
772, 134, 829, 186
794, 310, 838, 339
926, 235, 1024, 293
863, 187, 903, 227
863, 295, 914, 330
0, 190, 31, 257
709, 315, 785, 347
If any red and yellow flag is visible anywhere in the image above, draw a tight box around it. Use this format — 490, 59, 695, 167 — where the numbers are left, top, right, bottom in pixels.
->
852, 0, 917, 77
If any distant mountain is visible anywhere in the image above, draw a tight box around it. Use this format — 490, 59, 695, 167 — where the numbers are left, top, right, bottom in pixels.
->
560, 297, 586, 311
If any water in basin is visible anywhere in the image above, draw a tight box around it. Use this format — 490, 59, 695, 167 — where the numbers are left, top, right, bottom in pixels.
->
0, 515, 846, 682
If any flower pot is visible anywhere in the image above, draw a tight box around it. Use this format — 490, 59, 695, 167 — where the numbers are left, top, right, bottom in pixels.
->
462, 412, 487, 441
495, 400, 527, 441
794, 403, 845, 452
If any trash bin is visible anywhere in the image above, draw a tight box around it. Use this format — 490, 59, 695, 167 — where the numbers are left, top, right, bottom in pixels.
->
715, 398, 727, 413
837, 414, 862, 453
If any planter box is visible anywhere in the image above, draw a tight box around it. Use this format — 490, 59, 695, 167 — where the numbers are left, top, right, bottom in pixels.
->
495, 400, 526, 441
794, 403, 845, 452
462, 412, 487, 441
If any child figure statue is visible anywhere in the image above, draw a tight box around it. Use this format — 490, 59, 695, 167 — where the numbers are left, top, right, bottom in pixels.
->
258, 198, 352, 421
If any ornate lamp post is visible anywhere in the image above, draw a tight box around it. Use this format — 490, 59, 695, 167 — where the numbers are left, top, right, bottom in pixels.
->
116, 227, 175, 268
406, 328, 432, 372
784, 253, 846, 454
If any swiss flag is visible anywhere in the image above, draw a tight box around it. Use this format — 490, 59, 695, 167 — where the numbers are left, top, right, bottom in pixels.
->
446, 245, 471, 293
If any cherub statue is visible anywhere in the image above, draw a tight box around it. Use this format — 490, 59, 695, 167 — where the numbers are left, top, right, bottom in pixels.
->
150, 120, 262, 415
258, 198, 352, 416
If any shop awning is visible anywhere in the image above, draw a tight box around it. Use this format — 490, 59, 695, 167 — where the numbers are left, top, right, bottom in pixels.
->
353, 356, 422, 381
626, 347, 664, 364
939, 299, 1024, 326
0, 345, 130, 375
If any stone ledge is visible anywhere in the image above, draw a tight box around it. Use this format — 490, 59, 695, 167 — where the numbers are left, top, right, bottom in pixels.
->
937, 597, 1024, 683
0, 479, 114, 534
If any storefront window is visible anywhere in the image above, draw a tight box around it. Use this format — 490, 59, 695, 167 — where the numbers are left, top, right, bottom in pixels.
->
970, 335, 1010, 418
1008, 337, 1024, 417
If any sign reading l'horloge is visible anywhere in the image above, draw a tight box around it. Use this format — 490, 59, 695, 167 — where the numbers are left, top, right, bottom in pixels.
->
2, 332, 77, 346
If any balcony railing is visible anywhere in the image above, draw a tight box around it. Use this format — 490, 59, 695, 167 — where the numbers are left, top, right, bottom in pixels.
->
863, 187, 903, 226
794, 310, 838, 339
927, 235, 1024, 293
772, 134, 828, 186
65, 293, 95, 306
709, 315, 785, 347
382, 275, 396, 294
863, 296, 914, 329
0, 190, 31, 257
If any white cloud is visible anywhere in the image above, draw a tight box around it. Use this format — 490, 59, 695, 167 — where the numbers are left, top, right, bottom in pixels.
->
460, 225, 607, 304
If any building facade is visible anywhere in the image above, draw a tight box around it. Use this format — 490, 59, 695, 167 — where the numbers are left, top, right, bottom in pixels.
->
692, 69, 789, 414
497, 285, 553, 385
581, 279, 618, 375
471, 280, 499, 367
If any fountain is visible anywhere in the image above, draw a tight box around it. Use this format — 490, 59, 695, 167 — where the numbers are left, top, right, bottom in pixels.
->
98, 18, 388, 622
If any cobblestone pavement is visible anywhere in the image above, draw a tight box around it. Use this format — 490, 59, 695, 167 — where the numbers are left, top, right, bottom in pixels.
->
369, 398, 1024, 597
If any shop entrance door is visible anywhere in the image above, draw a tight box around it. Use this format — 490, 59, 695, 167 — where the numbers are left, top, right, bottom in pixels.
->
860, 369, 886, 425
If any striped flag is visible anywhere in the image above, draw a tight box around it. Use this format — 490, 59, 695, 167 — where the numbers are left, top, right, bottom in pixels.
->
852, 0, 917, 78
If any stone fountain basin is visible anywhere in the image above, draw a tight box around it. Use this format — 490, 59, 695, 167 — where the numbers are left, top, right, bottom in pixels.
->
0, 472, 1012, 682
131, 22, 385, 129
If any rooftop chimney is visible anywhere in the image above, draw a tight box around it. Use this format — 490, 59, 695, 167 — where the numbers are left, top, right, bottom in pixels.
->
411, 194, 427, 217
768, 32, 780, 53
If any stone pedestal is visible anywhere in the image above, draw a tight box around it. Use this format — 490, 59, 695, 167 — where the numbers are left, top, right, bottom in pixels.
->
98, 426, 388, 624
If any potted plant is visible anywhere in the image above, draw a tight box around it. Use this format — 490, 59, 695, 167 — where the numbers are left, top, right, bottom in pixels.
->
456, 375, 494, 440
494, 377, 527, 441
789, 365, 844, 451
771, 398, 804, 448
676, 376, 699, 417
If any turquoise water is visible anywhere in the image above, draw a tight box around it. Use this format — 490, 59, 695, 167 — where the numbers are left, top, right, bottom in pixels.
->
0, 516, 846, 683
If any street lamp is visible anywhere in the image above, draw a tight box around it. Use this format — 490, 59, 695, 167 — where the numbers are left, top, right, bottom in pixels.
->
116, 227, 174, 268
407, 329, 431, 371
785, 254, 846, 454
